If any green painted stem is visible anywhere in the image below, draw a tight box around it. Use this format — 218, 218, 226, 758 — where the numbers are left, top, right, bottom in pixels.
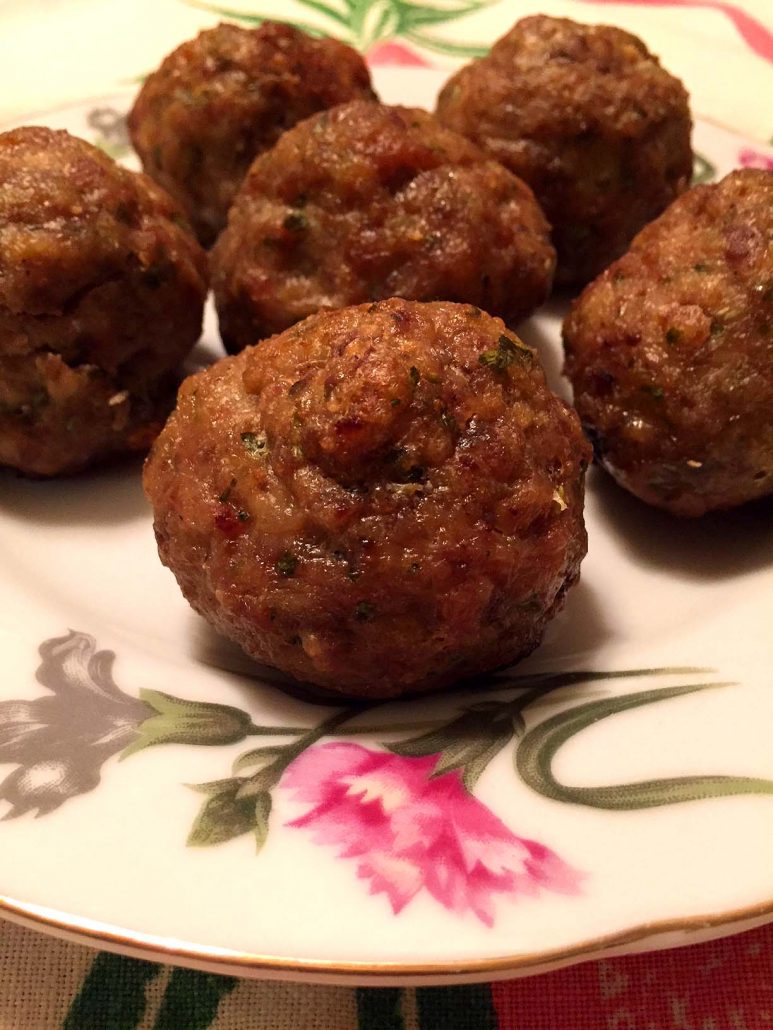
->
516, 682, 773, 809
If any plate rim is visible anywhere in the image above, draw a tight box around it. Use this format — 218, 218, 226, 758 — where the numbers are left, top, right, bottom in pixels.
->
2, 891, 771, 985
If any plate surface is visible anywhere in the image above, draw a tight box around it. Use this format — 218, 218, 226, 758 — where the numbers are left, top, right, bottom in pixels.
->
0, 71, 772, 985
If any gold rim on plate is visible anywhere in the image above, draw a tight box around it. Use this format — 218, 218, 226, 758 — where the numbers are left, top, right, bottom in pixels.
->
2, 892, 771, 985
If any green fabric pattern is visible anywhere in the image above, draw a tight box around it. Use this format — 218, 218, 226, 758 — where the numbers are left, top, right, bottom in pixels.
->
152, 968, 237, 1029
63, 953, 162, 1030
63, 955, 237, 1030
416, 984, 497, 1030
356, 987, 405, 1029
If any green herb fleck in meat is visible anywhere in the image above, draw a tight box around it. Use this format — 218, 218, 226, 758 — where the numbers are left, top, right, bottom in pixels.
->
354, 601, 376, 622
479, 334, 533, 371
241, 431, 267, 456
276, 553, 298, 577
283, 211, 308, 232
440, 409, 458, 433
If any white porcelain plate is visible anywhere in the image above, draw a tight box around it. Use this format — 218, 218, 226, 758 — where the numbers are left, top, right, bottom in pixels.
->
0, 71, 772, 985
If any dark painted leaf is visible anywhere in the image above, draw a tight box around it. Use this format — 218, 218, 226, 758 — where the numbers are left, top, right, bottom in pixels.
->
254, 792, 272, 852
516, 682, 773, 809
187, 780, 257, 846
235, 760, 288, 799
389, 706, 515, 789
461, 733, 514, 792
389, 707, 509, 758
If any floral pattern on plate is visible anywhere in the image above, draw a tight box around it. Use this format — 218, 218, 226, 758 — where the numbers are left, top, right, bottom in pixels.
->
2, 631, 771, 926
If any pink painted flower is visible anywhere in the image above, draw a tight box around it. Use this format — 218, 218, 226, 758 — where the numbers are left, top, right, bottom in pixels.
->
283, 743, 580, 925
738, 147, 773, 171
367, 41, 433, 67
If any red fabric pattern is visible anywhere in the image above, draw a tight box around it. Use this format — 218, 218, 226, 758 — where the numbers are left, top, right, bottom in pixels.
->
492, 922, 772, 1029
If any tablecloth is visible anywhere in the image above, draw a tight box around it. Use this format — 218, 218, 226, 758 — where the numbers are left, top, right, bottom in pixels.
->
0, 918, 771, 1027
0, 0, 771, 1027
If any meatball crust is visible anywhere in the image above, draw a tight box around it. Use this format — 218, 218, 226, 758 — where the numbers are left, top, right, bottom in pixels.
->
210, 102, 556, 352
436, 15, 692, 286
128, 22, 376, 246
0, 127, 208, 477
563, 169, 773, 517
145, 299, 590, 699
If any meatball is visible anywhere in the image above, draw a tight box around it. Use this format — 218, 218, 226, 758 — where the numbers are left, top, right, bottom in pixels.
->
128, 22, 376, 246
144, 299, 590, 699
563, 169, 773, 517
0, 127, 208, 477
436, 15, 692, 286
210, 102, 556, 353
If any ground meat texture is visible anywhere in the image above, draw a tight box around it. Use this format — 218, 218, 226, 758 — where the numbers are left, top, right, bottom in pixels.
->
0, 127, 208, 477
210, 102, 556, 352
144, 299, 590, 700
128, 22, 376, 247
436, 15, 692, 287
563, 169, 773, 517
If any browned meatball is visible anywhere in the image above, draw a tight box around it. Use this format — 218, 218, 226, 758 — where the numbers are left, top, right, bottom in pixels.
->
128, 22, 376, 246
0, 127, 208, 478
563, 169, 773, 517
144, 299, 590, 699
210, 102, 556, 353
436, 15, 692, 286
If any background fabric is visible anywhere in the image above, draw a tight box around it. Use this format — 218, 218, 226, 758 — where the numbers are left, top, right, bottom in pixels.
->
0, 918, 771, 1028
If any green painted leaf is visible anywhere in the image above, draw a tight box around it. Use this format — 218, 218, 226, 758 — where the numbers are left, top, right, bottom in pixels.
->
461, 733, 513, 791
187, 780, 257, 846
388, 709, 493, 758
389, 705, 517, 788
493, 666, 710, 693
394, 0, 498, 30
183, 1, 327, 36
188, 778, 241, 795
122, 690, 255, 759
693, 152, 717, 185
404, 28, 490, 57
235, 761, 286, 798
516, 682, 773, 809
293, 0, 350, 26
254, 792, 272, 851
232, 744, 285, 773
